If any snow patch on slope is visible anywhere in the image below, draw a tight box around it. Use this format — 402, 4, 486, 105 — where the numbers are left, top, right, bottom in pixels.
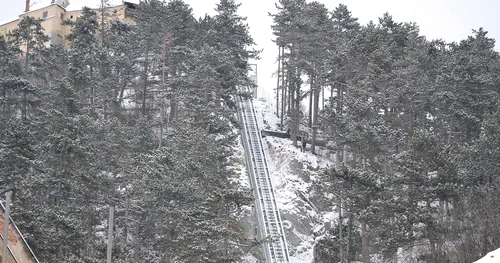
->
475, 248, 500, 263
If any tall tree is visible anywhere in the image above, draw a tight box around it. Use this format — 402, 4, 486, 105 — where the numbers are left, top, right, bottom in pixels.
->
8, 17, 48, 120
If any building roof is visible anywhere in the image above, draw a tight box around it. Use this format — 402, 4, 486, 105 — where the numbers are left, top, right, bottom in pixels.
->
28, 0, 139, 13
0, 17, 19, 27
28, 0, 52, 11
0, 0, 140, 27
66, 0, 140, 12
24, 1, 72, 16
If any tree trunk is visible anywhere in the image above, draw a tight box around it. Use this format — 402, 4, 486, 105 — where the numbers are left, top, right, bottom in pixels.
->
308, 73, 313, 128
312, 73, 320, 154
338, 194, 344, 262
2, 86, 6, 124
124, 189, 129, 244
100, 1, 108, 119
142, 45, 149, 117
295, 69, 300, 111
337, 83, 342, 115
292, 44, 300, 147
347, 213, 353, 262
288, 62, 292, 114
101, 0, 106, 45
280, 46, 286, 131
169, 73, 177, 123
224, 203, 229, 257
361, 155, 370, 263
322, 85, 325, 111
107, 206, 115, 263
361, 222, 369, 263
428, 200, 437, 261
159, 36, 168, 147
336, 147, 344, 262
90, 64, 95, 111
85, 206, 94, 257
22, 43, 30, 120
169, 65, 179, 124
276, 45, 281, 118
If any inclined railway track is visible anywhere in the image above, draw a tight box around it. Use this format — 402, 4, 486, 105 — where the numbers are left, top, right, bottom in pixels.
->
237, 96, 290, 263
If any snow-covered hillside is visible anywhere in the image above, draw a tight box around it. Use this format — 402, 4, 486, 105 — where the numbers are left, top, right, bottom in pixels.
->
246, 96, 500, 263
249, 97, 335, 263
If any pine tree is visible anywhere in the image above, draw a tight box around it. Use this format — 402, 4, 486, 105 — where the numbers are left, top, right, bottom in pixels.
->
0, 35, 23, 134
212, 0, 258, 107
64, 7, 100, 110
7, 17, 47, 120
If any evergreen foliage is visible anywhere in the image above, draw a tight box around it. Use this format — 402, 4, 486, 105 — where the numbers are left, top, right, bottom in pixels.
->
271, 3, 500, 262
0, 0, 256, 262
2, 0, 500, 262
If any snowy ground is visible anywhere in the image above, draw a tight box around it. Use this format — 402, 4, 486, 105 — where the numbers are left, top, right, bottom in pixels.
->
251, 97, 335, 263
475, 248, 500, 263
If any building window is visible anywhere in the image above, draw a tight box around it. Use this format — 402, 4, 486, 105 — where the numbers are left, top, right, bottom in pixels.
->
43, 11, 48, 18
70, 15, 74, 19
60, 13, 64, 20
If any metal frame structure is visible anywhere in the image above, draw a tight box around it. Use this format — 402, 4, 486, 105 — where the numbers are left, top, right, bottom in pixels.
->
237, 95, 289, 263
248, 64, 258, 98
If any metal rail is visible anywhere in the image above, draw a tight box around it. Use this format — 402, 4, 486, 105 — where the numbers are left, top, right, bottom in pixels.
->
237, 97, 290, 263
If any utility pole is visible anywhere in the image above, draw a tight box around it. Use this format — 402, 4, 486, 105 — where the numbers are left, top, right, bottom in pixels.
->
106, 205, 114, 263
2, 192, 11, 263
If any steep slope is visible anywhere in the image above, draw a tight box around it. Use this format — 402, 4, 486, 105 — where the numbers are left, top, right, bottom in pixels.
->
237, 97, 290, 262
251, 98, 336, 263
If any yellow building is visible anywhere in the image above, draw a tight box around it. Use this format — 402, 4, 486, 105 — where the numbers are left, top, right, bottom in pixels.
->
0, 0, 138, 49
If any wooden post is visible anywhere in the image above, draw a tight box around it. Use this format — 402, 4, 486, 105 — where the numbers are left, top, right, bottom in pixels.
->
2, 192, 11, 263
106, 205, 114, 263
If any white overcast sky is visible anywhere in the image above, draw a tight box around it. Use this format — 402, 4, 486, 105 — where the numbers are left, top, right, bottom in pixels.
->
2, 0, 500, 100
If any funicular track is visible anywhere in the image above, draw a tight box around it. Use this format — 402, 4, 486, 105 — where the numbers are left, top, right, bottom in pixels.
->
237, 96, 290, 263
